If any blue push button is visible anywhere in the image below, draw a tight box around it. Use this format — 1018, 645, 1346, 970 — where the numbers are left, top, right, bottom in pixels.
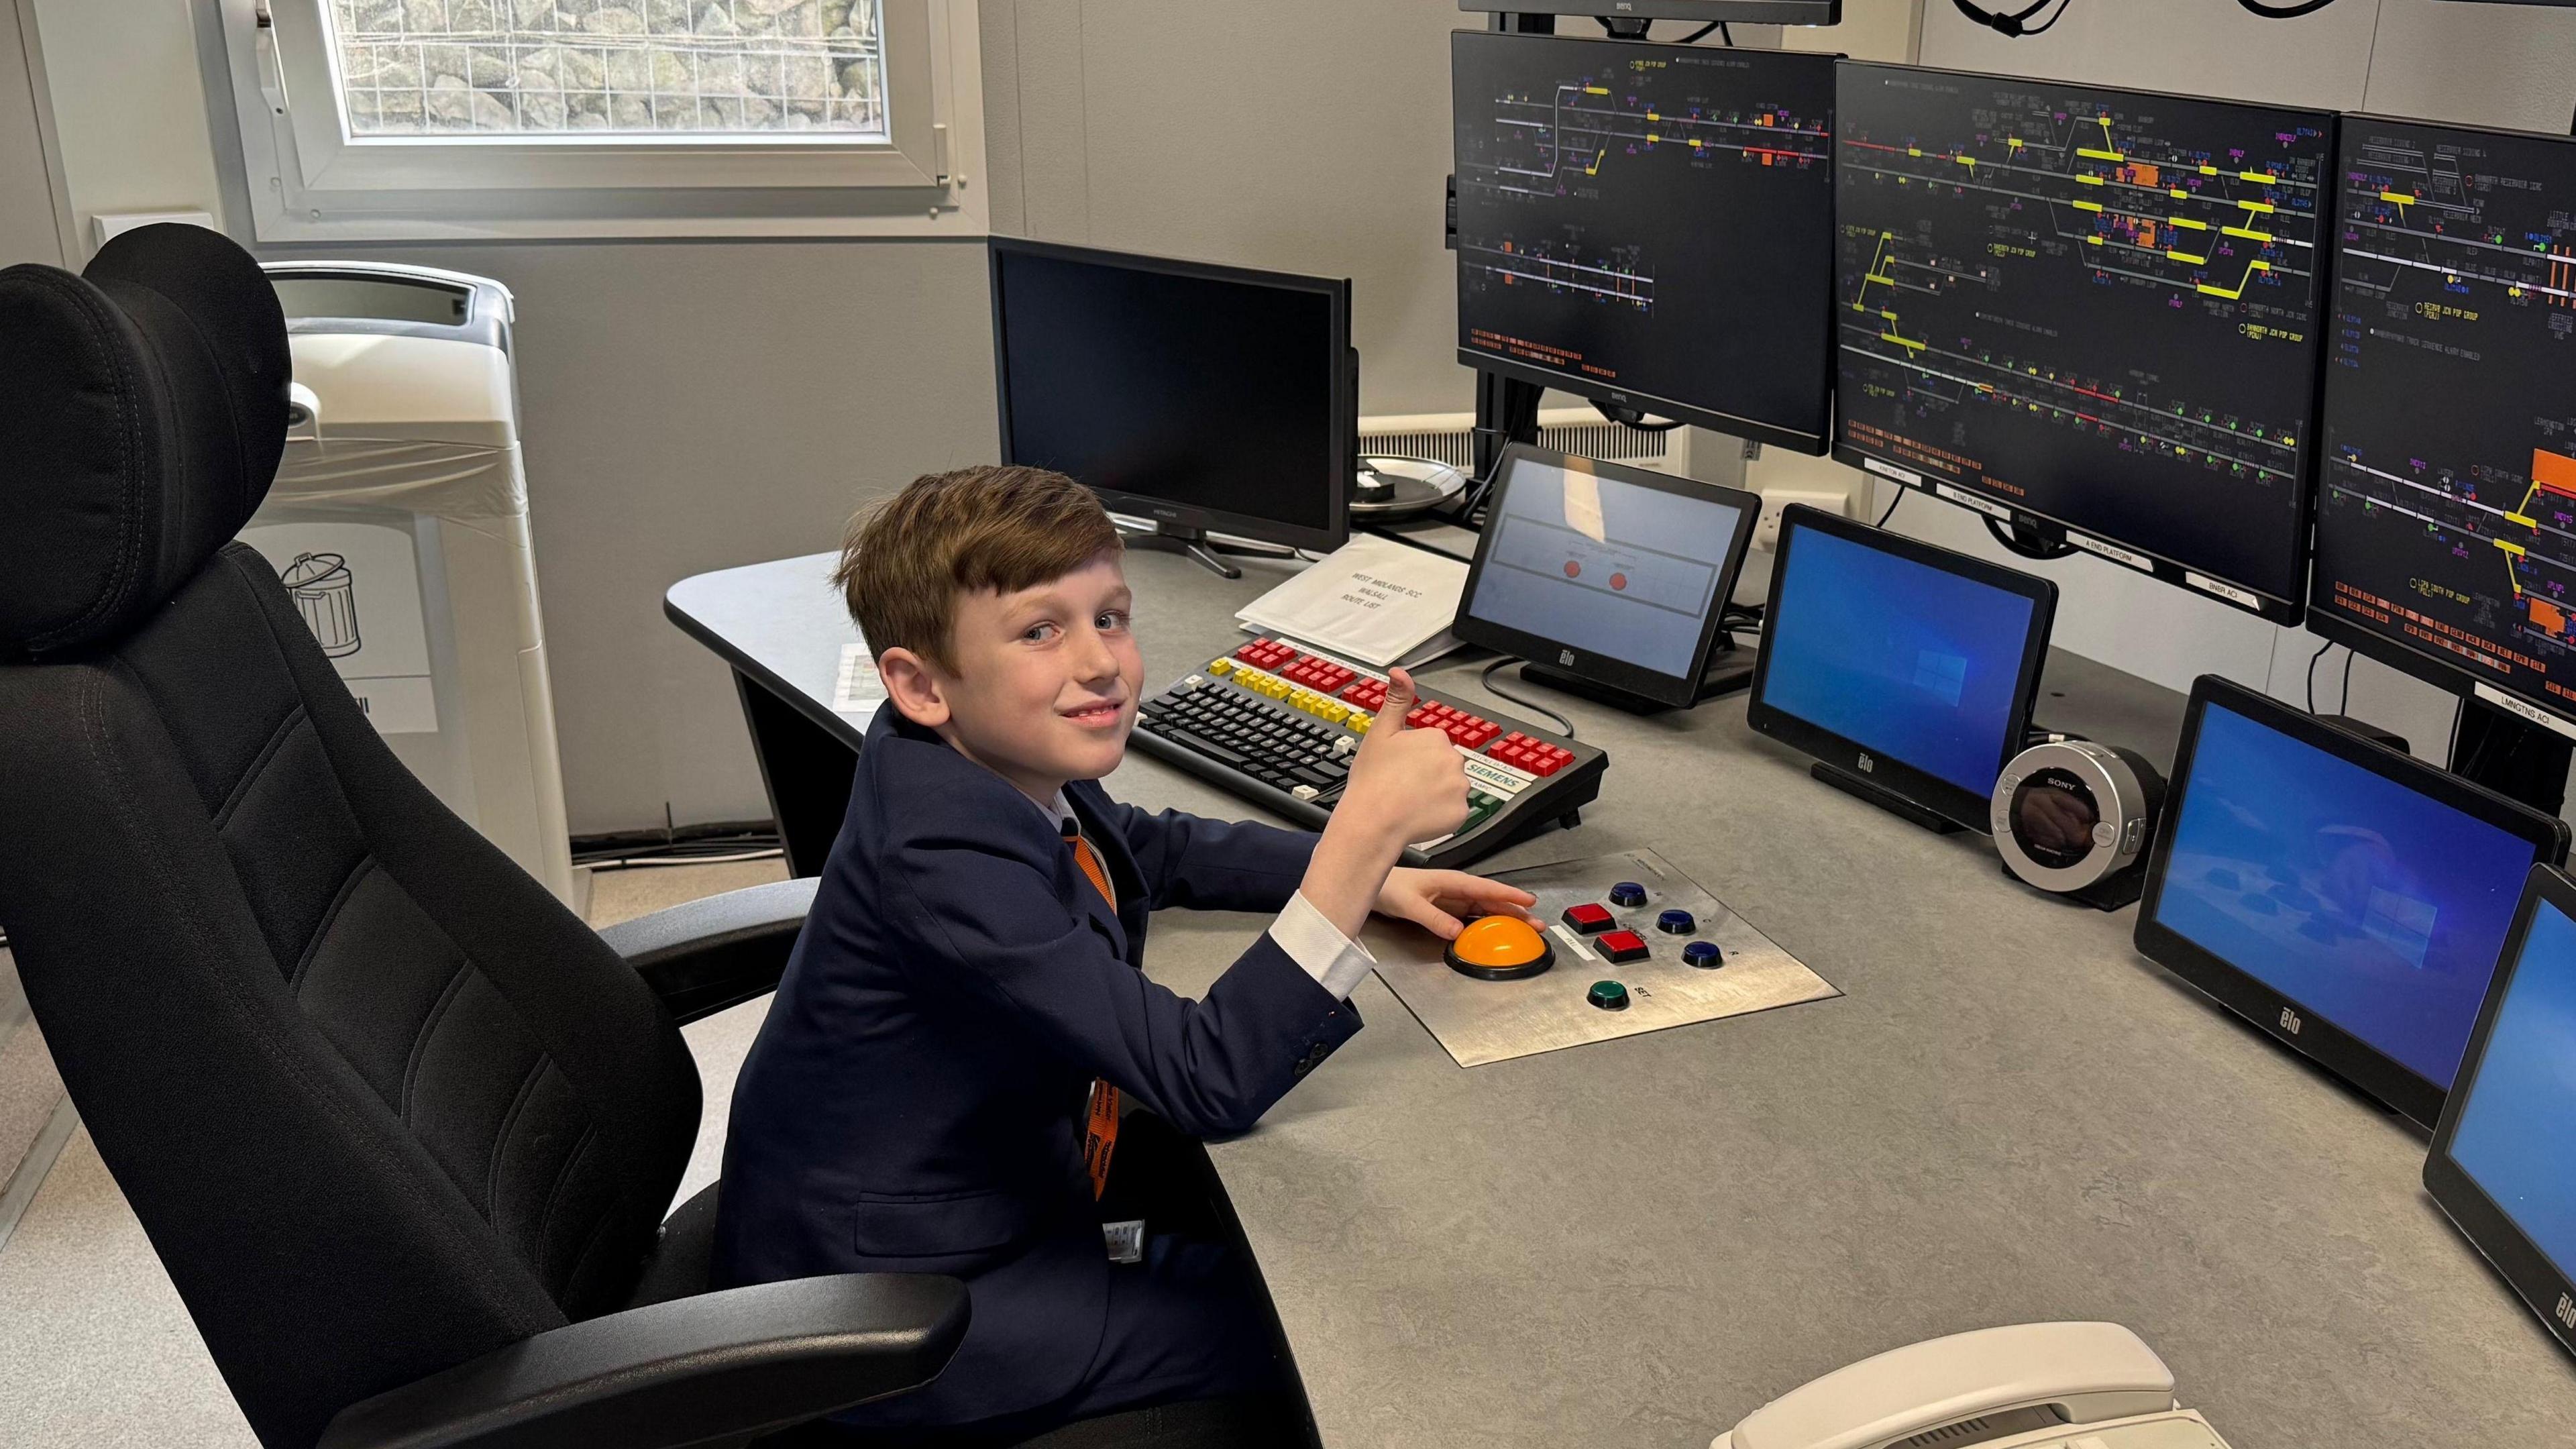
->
1682, 941, 1724, 969
1609, 881, 1647, 908
1656, 908, 1696, 934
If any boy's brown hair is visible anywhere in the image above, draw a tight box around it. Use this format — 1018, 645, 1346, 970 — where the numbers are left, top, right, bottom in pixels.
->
833, 465, 1123, 672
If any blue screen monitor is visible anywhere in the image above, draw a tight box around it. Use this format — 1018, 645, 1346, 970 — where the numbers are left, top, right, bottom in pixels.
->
2135, 676, 2569, 1128
2428, 864, 2576, 1366
1454, 443, 1760, 708
1747, 506, 2057, 830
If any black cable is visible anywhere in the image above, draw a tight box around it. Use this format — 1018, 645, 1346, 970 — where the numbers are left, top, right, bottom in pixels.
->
1951, 0, 2072, 38
2339, 647, 2357, 714
2238, 0, 2341, 16
1876, 489, 1903, 529
1589, 398, 1684, 433
2305, 637, 2333, 714
2019, 0, 2073, 34
1677, 20, 1719, 43
1719, 21, 1734, 44
1481, 657, 1576, 739
1984, 514, 2076, 560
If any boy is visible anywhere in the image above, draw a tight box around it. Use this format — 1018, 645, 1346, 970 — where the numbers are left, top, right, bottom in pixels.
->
714, 466, 1536, 1438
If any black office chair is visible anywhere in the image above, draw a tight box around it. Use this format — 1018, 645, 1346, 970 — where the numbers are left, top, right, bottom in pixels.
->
0, 225, 969, 1448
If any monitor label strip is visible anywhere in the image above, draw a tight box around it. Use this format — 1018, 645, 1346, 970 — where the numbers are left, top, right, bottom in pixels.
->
2474, 683, 2576, 742
1933, 482, 2012, 521
2184, 572, 2259, 608
2069, 531, 2153, 571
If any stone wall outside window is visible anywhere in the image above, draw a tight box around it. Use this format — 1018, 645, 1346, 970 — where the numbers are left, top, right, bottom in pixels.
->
324, 0, 887, 137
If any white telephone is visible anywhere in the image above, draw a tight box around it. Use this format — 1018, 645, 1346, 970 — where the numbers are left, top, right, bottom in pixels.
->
1711, 1323, 2235, 1449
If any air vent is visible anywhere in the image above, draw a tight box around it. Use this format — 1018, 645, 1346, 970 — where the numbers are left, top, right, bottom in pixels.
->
1358, 407, 1690, 476
1894, 1405, 2068, 1449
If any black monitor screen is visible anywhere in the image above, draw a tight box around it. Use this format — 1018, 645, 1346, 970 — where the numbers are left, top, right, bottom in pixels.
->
1833, 64, 2333, 610
2311, 120, 2576, 722
989, 240, 1350, 550
1747, 508, 2057, 831
2428, 867, 2576, 1367
2137, 678, 2567, 1126
1452, 33, 1837, 452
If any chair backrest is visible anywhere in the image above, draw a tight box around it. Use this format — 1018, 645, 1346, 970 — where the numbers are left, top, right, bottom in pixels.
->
0, 225, 702, 1449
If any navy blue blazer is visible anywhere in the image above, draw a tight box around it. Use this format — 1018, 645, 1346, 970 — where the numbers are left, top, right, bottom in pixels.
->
713, 707, 1362, 1426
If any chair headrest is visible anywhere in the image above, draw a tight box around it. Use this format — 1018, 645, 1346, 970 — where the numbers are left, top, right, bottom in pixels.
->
0, 224, 290, 657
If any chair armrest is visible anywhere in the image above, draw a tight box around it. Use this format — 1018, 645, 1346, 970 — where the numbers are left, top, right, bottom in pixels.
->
597, 877, 819, 1026
317, 1273, 967, 1449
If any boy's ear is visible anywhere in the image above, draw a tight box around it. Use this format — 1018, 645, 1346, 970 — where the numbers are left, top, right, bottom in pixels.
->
877, 647, 951, 729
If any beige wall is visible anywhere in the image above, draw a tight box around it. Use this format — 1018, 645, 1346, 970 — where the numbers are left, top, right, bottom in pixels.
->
31, 0, 222, 256
2, 1, 72, 266
981, 0, 1481, 416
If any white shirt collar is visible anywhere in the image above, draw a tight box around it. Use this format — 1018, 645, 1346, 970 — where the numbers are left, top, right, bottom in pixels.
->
1020, 786, 1075, 834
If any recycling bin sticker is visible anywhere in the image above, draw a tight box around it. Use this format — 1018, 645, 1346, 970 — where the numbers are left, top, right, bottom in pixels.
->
240, 521, 437, 734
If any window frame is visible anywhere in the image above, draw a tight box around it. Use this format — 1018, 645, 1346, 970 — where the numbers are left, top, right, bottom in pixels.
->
218, 0, 986, 241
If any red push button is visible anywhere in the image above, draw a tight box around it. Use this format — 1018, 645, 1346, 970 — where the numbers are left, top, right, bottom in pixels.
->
1561, 902, 1614, 934
1596, 929, 1649, 963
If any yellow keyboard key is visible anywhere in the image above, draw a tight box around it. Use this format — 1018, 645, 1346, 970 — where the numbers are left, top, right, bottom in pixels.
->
1207, 658, 1234, 676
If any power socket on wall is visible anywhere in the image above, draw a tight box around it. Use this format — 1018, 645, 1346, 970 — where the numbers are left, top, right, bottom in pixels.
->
1753, 488, 1854, 552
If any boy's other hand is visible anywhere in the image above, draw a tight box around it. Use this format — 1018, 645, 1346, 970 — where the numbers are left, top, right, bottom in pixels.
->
1342, 668, 1472, 847
1373, 868, 1540, 942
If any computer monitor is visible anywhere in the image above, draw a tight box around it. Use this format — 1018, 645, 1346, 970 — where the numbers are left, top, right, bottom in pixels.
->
1747, 505, 2057, 832
1831, 64, 2334, 619
1450, 32, 1837, 453
987, 237, 1354, 561
1454, 2, 1843, 23
2309, 119, 2576, 736
2134, 676, 2571, 1128
1453, 443, 1760, 709
2427, 863, 2576, 1366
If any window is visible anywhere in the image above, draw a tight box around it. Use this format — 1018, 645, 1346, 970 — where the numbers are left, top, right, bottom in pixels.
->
218, 0, 983, 240
322, 1, 886, 140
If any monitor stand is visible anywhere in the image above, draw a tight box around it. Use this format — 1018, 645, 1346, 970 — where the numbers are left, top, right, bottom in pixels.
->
1117, 520, 1293, 580
2449, 695, 2573, 816
1810, 761, 1963, 835
1515, 634, 1756, 714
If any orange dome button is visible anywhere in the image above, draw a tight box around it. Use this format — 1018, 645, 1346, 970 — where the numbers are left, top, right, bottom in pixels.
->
1445, 914, 1555, 981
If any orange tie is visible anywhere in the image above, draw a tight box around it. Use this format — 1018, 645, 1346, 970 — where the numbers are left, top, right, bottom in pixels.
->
1067, 822, 1121, 1199
1067, 830, 1116, 910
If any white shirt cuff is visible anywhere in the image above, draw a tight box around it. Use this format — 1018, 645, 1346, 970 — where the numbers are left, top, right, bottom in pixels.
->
1268, 890, 1377, 1001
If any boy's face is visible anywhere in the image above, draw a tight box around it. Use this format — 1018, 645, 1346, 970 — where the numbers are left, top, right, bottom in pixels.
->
880, 551, 1143, 802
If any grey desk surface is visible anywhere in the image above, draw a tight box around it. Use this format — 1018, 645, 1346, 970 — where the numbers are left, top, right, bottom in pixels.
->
669, 549, 2576, 1449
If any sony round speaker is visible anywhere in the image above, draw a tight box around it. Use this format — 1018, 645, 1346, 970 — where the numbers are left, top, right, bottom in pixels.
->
1990, 740, 2168, 911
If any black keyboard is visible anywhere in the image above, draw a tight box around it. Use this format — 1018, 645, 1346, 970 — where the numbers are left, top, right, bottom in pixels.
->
1130, 637, 1608, 869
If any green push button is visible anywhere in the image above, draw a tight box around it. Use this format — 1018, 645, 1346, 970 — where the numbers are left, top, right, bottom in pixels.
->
1587, 979, 1630, 1012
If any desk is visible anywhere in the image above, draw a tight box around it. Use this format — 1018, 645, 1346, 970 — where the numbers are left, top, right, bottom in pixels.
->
669, 549, 2576, 1448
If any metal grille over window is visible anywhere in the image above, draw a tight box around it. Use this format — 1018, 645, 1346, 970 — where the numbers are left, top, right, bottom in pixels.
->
321, 0, 888, 138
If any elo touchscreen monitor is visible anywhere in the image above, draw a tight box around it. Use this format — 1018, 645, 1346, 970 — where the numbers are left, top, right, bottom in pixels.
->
1747, 506, 2057, 831
2427, 863, 2576, 1367
2135, 676, 2570, 1128
1453, 443, 1761, 709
